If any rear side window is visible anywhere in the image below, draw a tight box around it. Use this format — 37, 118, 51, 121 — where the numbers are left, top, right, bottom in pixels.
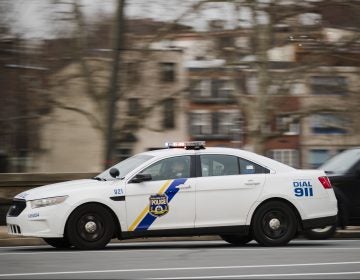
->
200, 155, 239, 176
200, 154, 270, 177
239, 158, 270, 174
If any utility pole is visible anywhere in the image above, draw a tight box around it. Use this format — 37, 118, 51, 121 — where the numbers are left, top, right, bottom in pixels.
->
105, 0, 125, 168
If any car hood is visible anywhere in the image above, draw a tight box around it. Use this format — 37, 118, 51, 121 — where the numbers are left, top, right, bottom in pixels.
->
14, 179, 114, 201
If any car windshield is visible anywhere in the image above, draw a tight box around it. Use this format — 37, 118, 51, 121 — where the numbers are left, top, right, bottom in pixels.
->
96, 154, 154, 180
319, 149, 360, 175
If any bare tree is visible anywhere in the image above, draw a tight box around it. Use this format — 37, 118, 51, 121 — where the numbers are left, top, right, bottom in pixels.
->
25, 0, 360, 172
179, 0, 360, 156
46, 0, 195, 168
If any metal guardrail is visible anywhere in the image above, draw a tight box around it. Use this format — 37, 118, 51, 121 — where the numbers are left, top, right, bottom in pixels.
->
0, 172, 98, 225
0, 172, 98, 187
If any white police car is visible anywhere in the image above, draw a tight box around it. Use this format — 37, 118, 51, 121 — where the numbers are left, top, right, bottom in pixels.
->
7, 142, 337, 249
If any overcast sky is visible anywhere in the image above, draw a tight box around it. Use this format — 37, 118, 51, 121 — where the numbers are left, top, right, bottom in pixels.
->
2, 0, 253, 39
3, 0, 116, 38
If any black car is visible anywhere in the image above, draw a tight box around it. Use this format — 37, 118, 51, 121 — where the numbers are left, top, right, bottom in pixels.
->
304, 147, 360, 239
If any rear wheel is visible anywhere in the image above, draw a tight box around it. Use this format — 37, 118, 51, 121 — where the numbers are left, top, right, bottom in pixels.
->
66, 204, 115, 250
303, 225, 336, 240
303, 194, 344, 240
220, 234, 252, 246
252, 201, 298, 246
43, 237, 72, 249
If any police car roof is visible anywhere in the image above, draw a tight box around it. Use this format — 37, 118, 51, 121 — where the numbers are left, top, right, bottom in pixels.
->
140, 147, 295, 173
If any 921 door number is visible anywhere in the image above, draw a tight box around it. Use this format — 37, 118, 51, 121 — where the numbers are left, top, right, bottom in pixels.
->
114, 189, 124, 195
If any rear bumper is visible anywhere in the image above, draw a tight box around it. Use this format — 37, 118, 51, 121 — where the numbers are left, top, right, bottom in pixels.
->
302, 215, 337, 230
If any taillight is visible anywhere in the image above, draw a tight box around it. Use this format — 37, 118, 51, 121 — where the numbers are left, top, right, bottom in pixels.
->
318, 176, 332, 189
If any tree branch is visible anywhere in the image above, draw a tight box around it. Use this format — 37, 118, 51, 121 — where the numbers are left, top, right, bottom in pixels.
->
50, 100, 104, 134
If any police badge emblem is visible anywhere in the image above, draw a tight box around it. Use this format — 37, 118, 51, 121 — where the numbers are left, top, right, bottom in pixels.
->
149, 194, 169, 217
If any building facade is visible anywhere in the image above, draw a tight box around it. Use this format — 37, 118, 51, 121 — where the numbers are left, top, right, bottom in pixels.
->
186, 61, 243, 148
33, 48, 187, 172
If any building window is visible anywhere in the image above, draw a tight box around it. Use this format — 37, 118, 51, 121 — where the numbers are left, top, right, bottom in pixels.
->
217, 111, 241, 136
310, 76, 347, 95
190, 79, 234, 100
212, 79, 234, 98
217, 36, 235, 50
308, 149, 330, 168
163, 98, 175, 129
128, 98, 140, 116
190, 112, 212, 136
125, 62, 141, 84
0, 151, 9, 173
190, 110, 242, 140
160, 62, 176, 82
9, 149, 32, 172
246, 75, 258, 95
268, 149, 299, 168
276, 116, 300, 135
310, 113, 348, 134
190, 79, 211, 97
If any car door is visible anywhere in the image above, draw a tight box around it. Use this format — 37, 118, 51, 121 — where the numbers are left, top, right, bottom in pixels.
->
195, 153, 267, 228
125, 155, 196, 232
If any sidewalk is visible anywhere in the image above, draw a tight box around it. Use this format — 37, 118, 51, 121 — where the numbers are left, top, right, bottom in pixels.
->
0, 226, 359, 247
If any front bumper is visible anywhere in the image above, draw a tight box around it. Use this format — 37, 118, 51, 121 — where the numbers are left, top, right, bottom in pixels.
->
6, 200, 68, 238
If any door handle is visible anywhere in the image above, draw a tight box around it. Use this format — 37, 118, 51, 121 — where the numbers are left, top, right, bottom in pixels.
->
176, 184, 191, 189
244, 181, 260, 186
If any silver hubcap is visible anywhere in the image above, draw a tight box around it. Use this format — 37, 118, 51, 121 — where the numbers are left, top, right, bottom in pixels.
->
311, 226, 332, 233
269, 218, 281, 230
84, 221, 97, 233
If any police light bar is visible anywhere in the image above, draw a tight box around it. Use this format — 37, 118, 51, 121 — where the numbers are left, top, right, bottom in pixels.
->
165, 141, 206, 150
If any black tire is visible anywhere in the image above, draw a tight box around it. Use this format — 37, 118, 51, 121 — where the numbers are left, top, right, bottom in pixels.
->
252, 201, 298, 246
303, 192, 345, 240
335, 193, 349, 229
43, 237, 72, 249
66, 204, 115, 250
302, 224, 336, 240
220, 234, 253, 246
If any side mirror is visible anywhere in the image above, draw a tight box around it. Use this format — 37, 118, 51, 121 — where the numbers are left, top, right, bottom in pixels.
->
129, 173, 152, 183
109, 168, 120, 178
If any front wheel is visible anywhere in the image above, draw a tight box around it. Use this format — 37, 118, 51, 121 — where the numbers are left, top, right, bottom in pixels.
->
220, 234, 252, 246
66, 204, 115, 250
252, 201, 298, 246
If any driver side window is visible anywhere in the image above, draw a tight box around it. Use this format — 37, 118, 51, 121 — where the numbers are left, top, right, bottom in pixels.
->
140, 156, 191, 181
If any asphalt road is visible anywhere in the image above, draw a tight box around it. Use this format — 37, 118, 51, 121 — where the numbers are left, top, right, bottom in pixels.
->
0, 239, 359, 279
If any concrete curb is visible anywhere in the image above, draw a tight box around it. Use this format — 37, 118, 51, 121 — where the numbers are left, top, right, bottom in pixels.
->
334, 227, 360, 239
0, 235, 221, 247
0, 226, 359, 247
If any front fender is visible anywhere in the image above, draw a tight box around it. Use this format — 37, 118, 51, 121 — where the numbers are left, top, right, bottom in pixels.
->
59, 196, 125, 236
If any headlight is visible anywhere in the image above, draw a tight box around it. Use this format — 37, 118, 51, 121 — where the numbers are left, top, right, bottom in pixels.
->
30, 196, 68, 209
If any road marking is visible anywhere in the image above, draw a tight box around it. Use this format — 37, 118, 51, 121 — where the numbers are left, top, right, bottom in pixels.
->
0, 245, 360, 256
147, 271, 360, 279
0, 248, 194, 256
0, 261, 359, 277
